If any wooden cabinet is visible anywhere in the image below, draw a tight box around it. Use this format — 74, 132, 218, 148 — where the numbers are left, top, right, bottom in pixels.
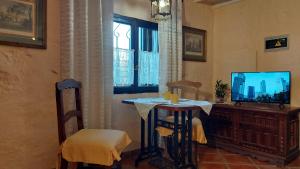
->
204, 104, 300, 166
209, 110, 234, 143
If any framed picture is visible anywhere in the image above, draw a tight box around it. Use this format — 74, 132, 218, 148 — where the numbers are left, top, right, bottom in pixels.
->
183, 26, 206, 62
0, 0, 47, 49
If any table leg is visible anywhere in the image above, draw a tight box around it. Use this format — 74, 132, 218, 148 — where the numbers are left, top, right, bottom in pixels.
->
174, 111, 179, 167
135, 118, 146, 167
141, 117, 146, 153
181, 111, 186, 165
135, 110, 161, 167
188, 110, 193, 164
154, 108, 160, 155
179, 110, 196, 169
148, 111, 152, 153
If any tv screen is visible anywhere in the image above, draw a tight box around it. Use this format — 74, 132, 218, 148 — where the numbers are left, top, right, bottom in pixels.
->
231, 71, 291, 104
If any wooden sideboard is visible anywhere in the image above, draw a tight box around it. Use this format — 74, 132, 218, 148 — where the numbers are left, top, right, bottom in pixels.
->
201, 103, 300, 166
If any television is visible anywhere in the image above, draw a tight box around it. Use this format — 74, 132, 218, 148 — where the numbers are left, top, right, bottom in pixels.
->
231, 71, 291, 104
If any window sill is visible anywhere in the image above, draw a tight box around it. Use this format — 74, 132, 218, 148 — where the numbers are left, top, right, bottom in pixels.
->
114, 86, 159, 94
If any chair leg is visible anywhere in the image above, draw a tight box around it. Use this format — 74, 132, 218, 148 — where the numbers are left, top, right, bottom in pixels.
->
195, 142, 199, 168
111, 161, 121, 169
60, 158, 68, 169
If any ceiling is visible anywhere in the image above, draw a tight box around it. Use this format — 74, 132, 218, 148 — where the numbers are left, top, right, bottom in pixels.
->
192, 0, 235, 5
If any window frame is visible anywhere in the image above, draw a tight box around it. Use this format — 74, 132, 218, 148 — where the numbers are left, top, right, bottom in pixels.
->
113, 14, 159, 94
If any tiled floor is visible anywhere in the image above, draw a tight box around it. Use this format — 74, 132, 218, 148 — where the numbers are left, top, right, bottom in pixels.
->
121, 145, 300, 169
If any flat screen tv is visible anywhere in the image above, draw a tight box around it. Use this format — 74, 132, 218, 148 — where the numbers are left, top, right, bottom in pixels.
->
231, 71, 291, 104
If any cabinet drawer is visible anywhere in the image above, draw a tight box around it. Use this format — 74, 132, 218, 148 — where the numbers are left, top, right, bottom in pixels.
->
211, 110, 234, 121
240, 112, 279, 131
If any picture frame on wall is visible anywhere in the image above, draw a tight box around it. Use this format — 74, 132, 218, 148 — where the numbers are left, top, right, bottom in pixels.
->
265, 35, 289, 52
183, 26, 206, 62
0, 0, 47, 49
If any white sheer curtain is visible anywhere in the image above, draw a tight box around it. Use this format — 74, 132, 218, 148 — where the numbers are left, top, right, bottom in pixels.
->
60, 0, 113, 129
139, 28, 160, 86
113, 48, 135, 86
138, 50, 159, 86
158, 0, 183, 94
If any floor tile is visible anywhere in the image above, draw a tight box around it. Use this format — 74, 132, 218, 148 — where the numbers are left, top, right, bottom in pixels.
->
136, 161, 157, 169
196, 145, 219, 154
121, 157, 134, 166
288, 157, 300, 167
218, 148, 237, 155
228, 164, 257, 169
120, 147, 300, 169
198, 153, 224, 163
199, 163, 228, 169
257, 165, 286, 169
251, 158, 273, 166
223, 154, 253, 164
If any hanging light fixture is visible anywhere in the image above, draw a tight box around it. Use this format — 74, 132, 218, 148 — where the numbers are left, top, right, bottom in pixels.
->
151, 0, 171, 21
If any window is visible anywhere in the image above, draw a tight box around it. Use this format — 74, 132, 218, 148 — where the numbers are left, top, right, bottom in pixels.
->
113, 14, 159, 94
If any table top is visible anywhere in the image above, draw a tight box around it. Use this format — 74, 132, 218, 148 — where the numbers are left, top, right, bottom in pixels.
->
122, 97, 212, 111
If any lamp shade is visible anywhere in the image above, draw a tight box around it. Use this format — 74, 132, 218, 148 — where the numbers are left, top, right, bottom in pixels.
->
151, 0, 171, 21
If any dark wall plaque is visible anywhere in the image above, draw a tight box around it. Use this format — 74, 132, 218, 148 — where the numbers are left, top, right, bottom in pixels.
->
265, 35, 288, 52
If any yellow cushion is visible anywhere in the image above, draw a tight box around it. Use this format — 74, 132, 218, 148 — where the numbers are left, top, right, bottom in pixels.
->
156, 126, 174, 137
165, 116, 188, 124
156, 115, 187, 137
192, 117, 207, 144
62, 129, 131, 166
156, 117, 207, 144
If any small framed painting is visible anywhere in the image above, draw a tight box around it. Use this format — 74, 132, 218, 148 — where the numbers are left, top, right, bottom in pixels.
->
0, 0, 47, 49
183, 26, 206, 62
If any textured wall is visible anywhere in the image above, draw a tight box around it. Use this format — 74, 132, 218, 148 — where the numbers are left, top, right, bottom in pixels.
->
113, 0, 151, 21
213, 0, 300, 106
0, 0, 60, 168
182, 2, 214, 100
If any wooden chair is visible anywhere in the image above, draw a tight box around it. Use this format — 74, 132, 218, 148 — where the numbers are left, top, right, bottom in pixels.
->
157, 80, 210, 165
56, 79, 131, 169
164, 80, 209, 141
167, 80, 211, 100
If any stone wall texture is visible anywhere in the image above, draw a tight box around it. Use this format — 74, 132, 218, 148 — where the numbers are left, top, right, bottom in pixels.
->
0, 0, 60, 168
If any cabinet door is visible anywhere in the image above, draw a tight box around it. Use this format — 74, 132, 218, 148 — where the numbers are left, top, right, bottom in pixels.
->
210, 109, 235, 143
287, 114, 299, 153
239, 112, 279, 154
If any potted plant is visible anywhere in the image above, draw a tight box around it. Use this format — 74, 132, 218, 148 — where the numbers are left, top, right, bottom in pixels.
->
215, 80, 229, 103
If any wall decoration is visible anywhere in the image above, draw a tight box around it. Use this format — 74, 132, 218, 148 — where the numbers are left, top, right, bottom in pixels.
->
265, 35, 288, 52
183, 26, 206, 62
0, 0, 47, 49
150, 0, 171, 21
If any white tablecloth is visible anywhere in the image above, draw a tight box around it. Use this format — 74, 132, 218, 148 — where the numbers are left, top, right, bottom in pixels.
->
126, 97, 213, 120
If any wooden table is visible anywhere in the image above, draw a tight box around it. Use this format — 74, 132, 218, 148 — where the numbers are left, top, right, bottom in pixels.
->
122, 99, 204, 169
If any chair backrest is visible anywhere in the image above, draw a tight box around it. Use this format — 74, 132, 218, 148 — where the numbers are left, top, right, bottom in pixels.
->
55, 79, 84, 144
167, 80, 211, 100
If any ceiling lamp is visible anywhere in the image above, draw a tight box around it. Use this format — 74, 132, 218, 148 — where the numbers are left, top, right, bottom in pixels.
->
151, 0, 171, 21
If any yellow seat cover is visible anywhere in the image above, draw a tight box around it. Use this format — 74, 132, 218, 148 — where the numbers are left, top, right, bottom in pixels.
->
156, 117, 207, 144
62, 129, 131, 166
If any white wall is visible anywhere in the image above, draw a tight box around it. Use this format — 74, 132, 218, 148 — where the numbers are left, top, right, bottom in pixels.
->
183, 1, 214, 100
212, 0, 300, 106
113, 0, 151, 20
